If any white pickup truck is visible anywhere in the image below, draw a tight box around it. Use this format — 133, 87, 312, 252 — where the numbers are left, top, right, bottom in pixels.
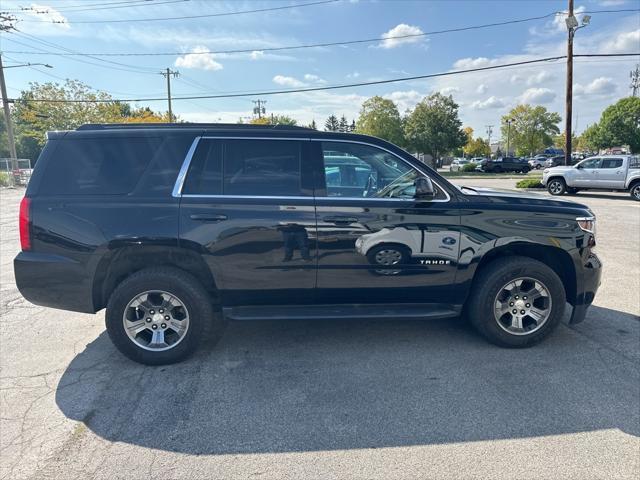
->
542, 155, 640, 201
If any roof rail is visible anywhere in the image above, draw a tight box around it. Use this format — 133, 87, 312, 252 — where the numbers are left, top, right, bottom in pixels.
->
76, 123, 312, 131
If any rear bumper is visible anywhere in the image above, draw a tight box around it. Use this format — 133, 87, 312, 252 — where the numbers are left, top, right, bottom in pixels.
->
569, 252, 602, 324
14, 251, 96, 313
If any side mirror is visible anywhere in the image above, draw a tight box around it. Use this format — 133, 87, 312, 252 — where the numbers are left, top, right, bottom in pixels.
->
576, 164, 583, 169
414, 176, 435, 199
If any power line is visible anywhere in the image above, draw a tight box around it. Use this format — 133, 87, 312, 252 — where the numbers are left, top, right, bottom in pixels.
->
3, 0, 186, 14
16, 0, 339, 24
9, 53, 639, 104
5, 8, 639, 58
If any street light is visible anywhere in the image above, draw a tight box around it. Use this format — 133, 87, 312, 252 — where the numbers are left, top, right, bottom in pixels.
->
0, 55, 54, 186
505, 118, 514, 157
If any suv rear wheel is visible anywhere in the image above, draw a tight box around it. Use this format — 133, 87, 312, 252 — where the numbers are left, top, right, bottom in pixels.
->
630, 182, 640, 201
466, 256, 565, 347
106, 267, 217, 365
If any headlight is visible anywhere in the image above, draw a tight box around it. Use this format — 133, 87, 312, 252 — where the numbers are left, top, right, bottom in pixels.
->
576, 216, 596, 234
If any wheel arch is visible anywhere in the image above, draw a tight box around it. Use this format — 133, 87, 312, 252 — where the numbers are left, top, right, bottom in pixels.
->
92, 246, 218, 310
471, 243, 576, 306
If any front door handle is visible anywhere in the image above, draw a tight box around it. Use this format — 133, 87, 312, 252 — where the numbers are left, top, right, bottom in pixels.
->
190, 214, 228, 222
322, 216, 359, 224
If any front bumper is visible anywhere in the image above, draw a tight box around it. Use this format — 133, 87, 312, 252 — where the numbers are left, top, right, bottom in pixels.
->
569, 251, 602, 324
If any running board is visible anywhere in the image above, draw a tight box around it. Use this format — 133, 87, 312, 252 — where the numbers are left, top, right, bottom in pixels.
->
223, 303, 461, 321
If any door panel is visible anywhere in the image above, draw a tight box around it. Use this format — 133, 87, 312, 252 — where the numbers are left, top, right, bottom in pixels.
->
178, 137, 317, 306
596, 158, 625, 188
573, 158, 601, 187
315, 200, 460, 304
180, 198, 317, 306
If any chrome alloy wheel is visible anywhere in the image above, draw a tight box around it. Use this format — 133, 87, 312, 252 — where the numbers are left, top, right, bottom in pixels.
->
374, 249, 403, 265
632, 184, 640, 200
548, 180, 563, 195
122, 290, 190, 351
493, 277, 552, 335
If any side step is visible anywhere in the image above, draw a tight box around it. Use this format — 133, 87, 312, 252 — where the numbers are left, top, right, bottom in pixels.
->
223, 303, 461, 321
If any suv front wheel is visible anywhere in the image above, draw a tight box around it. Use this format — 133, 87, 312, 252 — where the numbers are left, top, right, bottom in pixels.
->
466, 257, 565, 347
106, 267, 217, 365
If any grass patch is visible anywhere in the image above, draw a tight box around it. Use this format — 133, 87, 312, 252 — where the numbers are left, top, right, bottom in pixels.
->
516, 178, 544, 189
0, 172, 10, 187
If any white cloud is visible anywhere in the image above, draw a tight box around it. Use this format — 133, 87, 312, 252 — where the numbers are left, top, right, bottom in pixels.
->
453, 57, 500, 69
526, 70, 555, 86
250, 51, 264, 60
272, 75, 306, 87
601, 29, 640, 53
19, 3, 70, 33
574, 77, 617, 96
510, 75, 523, 84
304, 74, 326, 84
175, 46, 223, 71
470, 96, 506, 110
520, 87, 556, 104
440, 86, 460, 95
476, 84, 488, 94
346, 72, 360, 79
379, 24, 425, 49
383, 90, 423, 112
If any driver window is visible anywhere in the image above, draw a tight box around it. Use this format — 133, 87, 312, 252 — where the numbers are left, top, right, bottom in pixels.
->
580, 158, 601, 169
320, 141, 443, 200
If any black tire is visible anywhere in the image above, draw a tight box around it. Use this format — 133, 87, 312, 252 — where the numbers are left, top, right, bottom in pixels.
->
630, 182, 640, 201
535, 164, 542, 170
105, 267, 217, 365
466, 256, 566, 348
547, 177, 566, 195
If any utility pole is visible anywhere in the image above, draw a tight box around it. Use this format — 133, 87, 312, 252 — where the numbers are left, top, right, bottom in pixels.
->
252, 99, 266, 119
631, 64, 640, 97
564, 1, 591, 165
1, 54, 19, 184
160, 68, 179, 122
486, 125, 493, 156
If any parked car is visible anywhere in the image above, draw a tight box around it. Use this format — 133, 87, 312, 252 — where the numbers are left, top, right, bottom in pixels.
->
476, 157, 530, 173
528, 155, 549, 169
542, 155, 640, 200
15, 123, 601, 364
544, 155, 569, 168
449, 158, 471, 172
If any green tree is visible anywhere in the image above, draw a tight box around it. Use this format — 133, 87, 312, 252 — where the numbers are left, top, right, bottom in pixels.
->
463, 137, 491, 157
578, 123, 602, 152
0, 114, 10, 158
349, 119, 356, 132
594, 97, 640, 153
403, 93, 466, 164
324, 115, 339, 131
249, 114, 297, 126
338, 115, 348, 132
501, 104, 561, 156
308, 119, 317, 130
355, 96, 404, 145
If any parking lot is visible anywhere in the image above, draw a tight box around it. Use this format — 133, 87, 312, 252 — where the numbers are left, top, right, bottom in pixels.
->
1, 181, 638, 479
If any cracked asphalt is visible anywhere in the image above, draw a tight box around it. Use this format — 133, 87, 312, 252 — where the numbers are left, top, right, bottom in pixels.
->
1, 180, 639, 480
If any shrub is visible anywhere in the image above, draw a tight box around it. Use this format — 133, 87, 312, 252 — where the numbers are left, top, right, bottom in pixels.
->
516, 178, 544, 189
462, 163, 477, 172
0, 172, 10, 187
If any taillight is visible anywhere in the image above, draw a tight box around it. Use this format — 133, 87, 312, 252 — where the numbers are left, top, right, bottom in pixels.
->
19, 197, 31, 251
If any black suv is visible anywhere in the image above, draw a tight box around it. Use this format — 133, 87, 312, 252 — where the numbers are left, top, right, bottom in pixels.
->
476, 157, 530, 173
15, 124, 601, 364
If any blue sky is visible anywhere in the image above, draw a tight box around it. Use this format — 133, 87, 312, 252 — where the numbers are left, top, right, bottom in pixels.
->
1, 0, 639, 138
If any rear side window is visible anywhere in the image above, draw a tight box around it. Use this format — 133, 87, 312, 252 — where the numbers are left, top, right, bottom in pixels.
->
224, 140, 302, 196
182, 139, 223, 195
600, 158, 623, 169
40, 136, 161, 195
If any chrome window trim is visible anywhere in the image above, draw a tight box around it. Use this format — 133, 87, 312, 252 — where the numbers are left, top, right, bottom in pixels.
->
172, 136, 451, 203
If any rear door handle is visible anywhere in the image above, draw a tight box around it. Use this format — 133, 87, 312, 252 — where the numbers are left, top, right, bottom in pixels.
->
189, 214, 228, 222
322, 216, 359, 224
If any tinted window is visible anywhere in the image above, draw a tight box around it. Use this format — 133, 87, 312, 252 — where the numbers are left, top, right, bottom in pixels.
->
182, 139, 222, 195
600, 158, 623, 169
320, 141, 445, 200
224, 140, 303, 196
41, 136, 160, 195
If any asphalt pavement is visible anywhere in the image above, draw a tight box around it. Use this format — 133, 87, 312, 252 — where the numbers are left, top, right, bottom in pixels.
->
1, 181, 638, 480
